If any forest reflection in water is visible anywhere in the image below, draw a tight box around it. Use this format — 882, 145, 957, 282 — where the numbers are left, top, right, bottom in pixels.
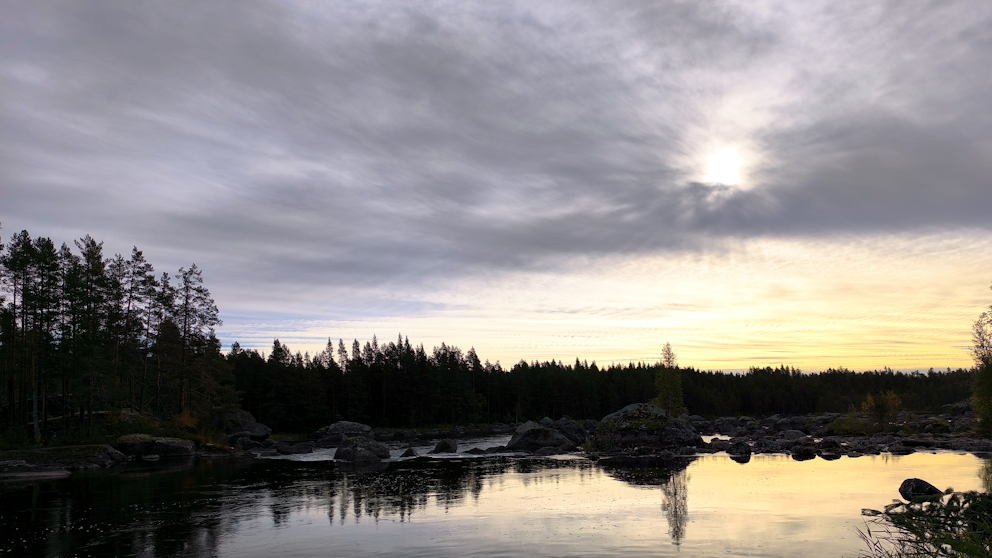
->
1, 452, 988, 558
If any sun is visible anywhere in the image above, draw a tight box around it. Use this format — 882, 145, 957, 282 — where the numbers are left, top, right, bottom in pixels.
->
703, 148, 742, 186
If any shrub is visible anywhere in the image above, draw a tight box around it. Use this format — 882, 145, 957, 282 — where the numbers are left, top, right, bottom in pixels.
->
859, 491, 992, 557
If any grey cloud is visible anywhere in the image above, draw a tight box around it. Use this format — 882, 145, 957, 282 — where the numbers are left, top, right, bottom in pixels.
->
2, 0, 990, 291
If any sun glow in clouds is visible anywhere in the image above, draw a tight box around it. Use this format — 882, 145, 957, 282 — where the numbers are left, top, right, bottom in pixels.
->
703, 147, 743, 186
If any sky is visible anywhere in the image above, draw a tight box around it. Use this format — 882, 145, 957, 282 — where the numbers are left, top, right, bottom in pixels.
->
2, 1, 991, 371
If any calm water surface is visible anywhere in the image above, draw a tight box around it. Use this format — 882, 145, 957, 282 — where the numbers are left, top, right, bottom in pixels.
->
2, 437, 989, 558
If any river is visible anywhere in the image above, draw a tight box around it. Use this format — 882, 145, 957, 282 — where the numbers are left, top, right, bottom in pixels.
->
2, 436, 989, 557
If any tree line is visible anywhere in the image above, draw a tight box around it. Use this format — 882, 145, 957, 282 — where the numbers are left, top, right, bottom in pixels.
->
0, 227, 985, 443
231, 338, 976, 433
0, 229, 236, 443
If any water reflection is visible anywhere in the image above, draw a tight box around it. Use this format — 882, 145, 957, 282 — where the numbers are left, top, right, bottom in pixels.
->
662, 470, 689, 546
1, 453, 987, 558
596, 456, 693, 547
981, 459, 992, 493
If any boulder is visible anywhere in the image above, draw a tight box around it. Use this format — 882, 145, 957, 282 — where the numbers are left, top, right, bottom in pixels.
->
465, 447, 487, 455
817, 437, 842, 451
790, 444, 817, 461
506, 421, 572, 452
315, 421, 374, 448
899, 478, 942, 501
197, 444, 236, 458
238, 439, 264, 450
226, 410, 272, 441
400, 447, 419, 458
153, 437, 196, 457
534, 447, 562, 456
583, 420, 599, 434
591, 403, 702, 451
333, 437, 390, 461
115, 434, 157, 456
728, 440, 752, 457
708, 439, 731, 452
553, 418, 587, 445
888, 444, 915, 456
430, 439, 458, 454
782, 429, 807, 441
730, 453, 751, 464
116, 434, 194, 458
227, 430, 252, 444
539, 417, 555, 428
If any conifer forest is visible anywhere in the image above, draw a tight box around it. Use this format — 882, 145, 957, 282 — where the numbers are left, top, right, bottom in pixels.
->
0, 230, 977, 440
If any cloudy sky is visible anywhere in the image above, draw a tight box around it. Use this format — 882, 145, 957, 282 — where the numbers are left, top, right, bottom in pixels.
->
3, 0, 991, 370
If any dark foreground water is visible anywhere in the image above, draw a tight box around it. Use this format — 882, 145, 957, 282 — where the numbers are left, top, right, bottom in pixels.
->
2, 440, 989, 558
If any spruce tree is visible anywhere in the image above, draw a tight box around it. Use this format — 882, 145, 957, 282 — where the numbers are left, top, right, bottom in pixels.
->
973, 283, 992, 433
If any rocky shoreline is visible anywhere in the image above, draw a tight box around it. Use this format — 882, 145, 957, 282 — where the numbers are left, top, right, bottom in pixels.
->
3, 404, 988, 479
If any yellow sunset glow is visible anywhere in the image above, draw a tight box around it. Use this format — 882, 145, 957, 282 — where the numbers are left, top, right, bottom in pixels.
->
221, 230, 992, 372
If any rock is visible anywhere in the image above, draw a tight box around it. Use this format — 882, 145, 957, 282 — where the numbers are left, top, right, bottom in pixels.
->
728, 440, 752, 457
315, 421, 374, 448
226, 410, 272, 441
539, 417, 555, 428
141, 454, 160, 462
333, 437, 390, 461
400, 447, 419, 458
465, 447, 487, 455
153, 437, 196, 457
197, 444, 236, 458
238, 439, 264, 450
115, 434, 158, 456
782, 430, 807, 441
534, 447, 562, 456
275, 444, 313, 455
116, 434, 194, 458
227, 430, 251, 445
485, 446, 507, 454
553, 418, 587, 445
506, 421, 572, 452
790, 444, 817, 461
708, 439, 731, 452
592, 403, 702, 452
430, 439, 458, 454
899, 478, 942, 501
729, 453, 751, 464
583, 420, 599, 434
817, 437, 842, 451
888, 444, 915, 456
